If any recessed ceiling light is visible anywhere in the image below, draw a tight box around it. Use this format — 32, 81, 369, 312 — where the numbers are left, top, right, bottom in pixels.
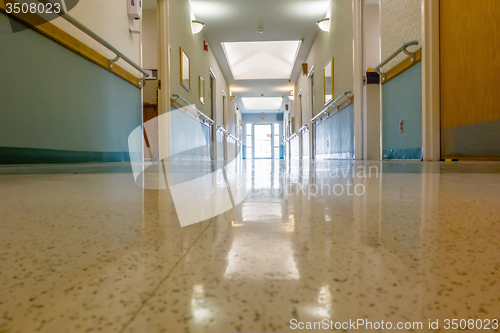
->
241, 97, 283, 110
221, 41, 302, 80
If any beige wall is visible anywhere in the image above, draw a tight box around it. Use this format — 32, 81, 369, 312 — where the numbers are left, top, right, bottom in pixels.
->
169, 0, 237, 135
380, 0, 421, 71
364, 4, 380, 69
142, 9, 157, 70
49, 0, 142, 77
291, 0, 354, 134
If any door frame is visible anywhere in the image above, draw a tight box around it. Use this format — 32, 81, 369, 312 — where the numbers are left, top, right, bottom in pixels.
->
209, 69, 217, 160
222, 90, 227, 160
309, 66, 315, 159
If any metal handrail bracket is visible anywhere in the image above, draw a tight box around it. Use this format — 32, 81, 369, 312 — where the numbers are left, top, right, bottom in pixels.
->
374, 40, 419, 80
287, 132, 299, 142
311, 91, 352, 124
172, 94, 215, 126
217, 126, 227, 134
39, 0, 149, 81
298, 124, 309, 134
228, 133, 243, 145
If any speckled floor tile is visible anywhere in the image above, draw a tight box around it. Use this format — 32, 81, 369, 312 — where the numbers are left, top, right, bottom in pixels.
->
0, 171, 212, 332
1, 161, 500, 333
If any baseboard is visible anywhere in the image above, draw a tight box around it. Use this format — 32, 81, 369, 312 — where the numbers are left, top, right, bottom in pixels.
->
315, 152, 355, 160
0, 147, 131, 164
383, 148, 423, 160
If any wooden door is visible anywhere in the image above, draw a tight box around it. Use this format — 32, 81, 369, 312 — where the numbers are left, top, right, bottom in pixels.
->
143, 103, 159, 161
440, 0, 500, 159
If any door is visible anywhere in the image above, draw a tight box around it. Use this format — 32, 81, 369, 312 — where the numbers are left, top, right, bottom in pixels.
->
440, 0, 500, 159
143, 103, 158, 161
222, 93, 227, 160
254, 124, 272, 158
310, 69, 315, 159
298, 93, 303, 159
209, 70, 216, 160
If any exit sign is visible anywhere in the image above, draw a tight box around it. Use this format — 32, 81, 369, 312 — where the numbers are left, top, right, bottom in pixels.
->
260, 117, 265, 120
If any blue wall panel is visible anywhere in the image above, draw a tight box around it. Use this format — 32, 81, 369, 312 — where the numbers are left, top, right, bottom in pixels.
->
382, 63, 422, 159
302, 133, 310, 159
169, 109, 211, 161
0, 14, 141, 164
315, 104, 354, 159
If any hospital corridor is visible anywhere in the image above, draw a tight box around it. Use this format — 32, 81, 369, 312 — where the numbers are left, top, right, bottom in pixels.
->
1, 0, 500, 332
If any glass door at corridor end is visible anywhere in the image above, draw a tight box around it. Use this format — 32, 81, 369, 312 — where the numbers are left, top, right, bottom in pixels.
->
254, 124, 272, 158
246, 123, 280, 159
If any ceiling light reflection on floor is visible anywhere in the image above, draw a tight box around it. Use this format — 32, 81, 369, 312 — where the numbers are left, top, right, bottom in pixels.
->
224, 232, 300, 280
242, 204, 282, 221
191, 284, 215, 324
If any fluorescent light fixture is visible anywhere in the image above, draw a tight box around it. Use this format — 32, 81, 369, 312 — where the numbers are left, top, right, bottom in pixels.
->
190, 1, 231, 18
289, 1, 331, 17
221, 41, 302, 80
191, 20, 205, 34
230, 86, 249, 92
316, 18, 330, 32
241, 97, 283, 110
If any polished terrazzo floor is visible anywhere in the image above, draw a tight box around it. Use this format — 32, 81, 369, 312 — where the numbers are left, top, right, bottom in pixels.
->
1, 160, 500, 332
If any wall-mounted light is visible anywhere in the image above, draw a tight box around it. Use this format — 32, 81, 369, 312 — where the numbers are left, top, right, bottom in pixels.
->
192, 20, 205, 34
316, 18, 330, 32
289, 90, 295, 101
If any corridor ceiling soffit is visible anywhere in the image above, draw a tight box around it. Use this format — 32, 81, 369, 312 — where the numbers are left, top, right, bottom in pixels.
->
222, 41, 302, 80
241, 97, 283, 110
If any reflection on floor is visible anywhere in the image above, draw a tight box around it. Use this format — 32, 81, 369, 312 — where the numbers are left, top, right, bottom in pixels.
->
1, 160, 500, 332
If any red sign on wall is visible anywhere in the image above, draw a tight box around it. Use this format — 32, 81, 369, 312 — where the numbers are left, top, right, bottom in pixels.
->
240, 120, 244, 127
260, 117, 265, 120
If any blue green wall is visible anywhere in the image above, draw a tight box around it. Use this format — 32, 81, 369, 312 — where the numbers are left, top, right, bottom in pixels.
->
169, 107, 211, 161
315, 104, 354, 159
382, 63, 422, 159
0, 14, 141, 164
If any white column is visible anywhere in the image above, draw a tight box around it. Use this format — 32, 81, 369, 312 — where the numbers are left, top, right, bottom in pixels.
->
362, 1, 381, 160
157, 0, 171, 160
422, 0, 441, 161
353, 0, 364, 160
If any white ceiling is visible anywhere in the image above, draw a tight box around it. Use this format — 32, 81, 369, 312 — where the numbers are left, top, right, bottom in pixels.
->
241, 97, 284, 111
222, 41, 302, 80
190, 0, 330, 113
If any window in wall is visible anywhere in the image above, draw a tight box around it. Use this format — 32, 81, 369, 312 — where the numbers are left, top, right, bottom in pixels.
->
273, 123, 280, 159
246, 123, 253, 159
